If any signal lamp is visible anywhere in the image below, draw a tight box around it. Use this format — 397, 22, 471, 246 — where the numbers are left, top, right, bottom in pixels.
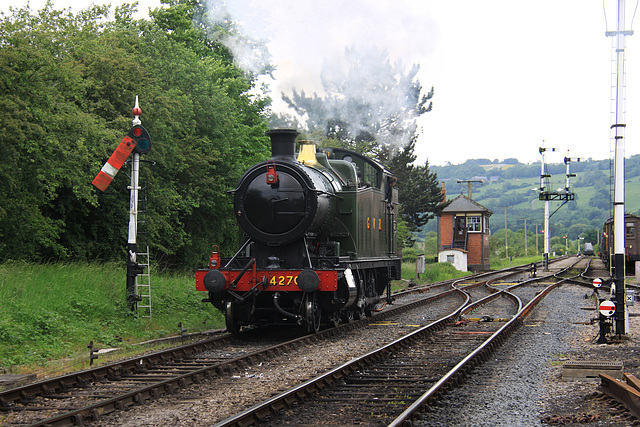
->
130, 125, 152, 154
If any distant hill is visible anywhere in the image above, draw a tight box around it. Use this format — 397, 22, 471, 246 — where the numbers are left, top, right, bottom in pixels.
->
420, 155, 640, 239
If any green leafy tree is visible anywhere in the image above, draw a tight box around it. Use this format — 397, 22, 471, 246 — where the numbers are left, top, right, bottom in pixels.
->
0, 1, 271, 268
386, 139, 445, 232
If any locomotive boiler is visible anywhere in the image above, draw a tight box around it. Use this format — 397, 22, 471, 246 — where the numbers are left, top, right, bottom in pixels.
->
196, 129, 401, 333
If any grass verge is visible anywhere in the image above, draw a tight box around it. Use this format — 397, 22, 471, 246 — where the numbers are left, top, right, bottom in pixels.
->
0, 261, 223, 375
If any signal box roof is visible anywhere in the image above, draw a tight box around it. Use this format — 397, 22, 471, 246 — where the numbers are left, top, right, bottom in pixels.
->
440, 194, 493, 216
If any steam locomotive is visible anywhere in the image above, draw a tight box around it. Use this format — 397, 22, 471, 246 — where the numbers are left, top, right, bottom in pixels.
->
601, 213, 640, 275
196, 129, 401, 333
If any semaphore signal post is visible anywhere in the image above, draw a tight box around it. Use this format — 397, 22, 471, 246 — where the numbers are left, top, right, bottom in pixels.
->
92, 97, 152, 312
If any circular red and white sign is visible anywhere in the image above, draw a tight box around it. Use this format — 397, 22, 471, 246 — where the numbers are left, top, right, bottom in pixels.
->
593, 278, 603, 288
599, 300, 616, 317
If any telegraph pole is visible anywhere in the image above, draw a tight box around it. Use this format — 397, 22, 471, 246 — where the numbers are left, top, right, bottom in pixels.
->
524, 218, 528, 257
504, 207, 508, 261
457, 179, 483, 199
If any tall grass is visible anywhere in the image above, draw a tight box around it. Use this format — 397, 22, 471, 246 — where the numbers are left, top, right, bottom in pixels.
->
401, 261, 472, 283
0, 261, 223, 371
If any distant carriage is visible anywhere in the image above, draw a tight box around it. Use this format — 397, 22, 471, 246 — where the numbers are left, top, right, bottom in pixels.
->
601, 213, 640, 274
583, 242, 595, 256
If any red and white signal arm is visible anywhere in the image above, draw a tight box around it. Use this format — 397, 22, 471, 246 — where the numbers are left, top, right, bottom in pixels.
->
592, 278, 603, 288
92, 135, 137, 191
92, 125, 151, 192
599, 300, 616, 317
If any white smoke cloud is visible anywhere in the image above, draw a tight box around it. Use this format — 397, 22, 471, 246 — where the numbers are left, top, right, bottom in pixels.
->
204, 0, 437, 102
203, 0, 438, 152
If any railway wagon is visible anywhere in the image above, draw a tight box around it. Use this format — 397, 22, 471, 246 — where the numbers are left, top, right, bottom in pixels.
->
601, 213, 640, 275
583, 242, 595, 256
196, 129, 401, 333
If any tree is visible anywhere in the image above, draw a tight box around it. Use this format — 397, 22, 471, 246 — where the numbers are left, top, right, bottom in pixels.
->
0, 1, 271, 267
386, 139, 445, 232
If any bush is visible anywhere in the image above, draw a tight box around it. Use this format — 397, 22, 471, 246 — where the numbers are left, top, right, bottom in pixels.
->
402, 248, 418, 263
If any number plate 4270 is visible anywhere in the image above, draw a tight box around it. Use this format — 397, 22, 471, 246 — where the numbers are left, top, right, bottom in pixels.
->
269, 275, 298, 287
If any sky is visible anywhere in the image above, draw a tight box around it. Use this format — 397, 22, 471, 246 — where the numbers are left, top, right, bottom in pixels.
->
3, 0, 639, 166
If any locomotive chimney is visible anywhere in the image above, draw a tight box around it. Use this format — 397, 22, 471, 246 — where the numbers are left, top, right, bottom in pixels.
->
267, 129, 299, 161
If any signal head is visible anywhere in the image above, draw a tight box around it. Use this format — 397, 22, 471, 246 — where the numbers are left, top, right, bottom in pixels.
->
129, 124, 152, 154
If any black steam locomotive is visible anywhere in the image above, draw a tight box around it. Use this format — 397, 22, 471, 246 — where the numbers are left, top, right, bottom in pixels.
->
601, 213, 640, 275
196, 129, 401, 333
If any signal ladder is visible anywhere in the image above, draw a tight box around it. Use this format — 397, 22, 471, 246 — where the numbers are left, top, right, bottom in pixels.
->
135, 183, 152, 318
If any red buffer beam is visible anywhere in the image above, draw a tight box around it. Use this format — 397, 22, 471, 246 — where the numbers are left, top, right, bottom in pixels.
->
92, 136, 138, 192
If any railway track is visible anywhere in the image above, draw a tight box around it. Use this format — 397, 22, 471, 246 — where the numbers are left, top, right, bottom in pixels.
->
212, 257, 585, 426
0, 257, 570, 426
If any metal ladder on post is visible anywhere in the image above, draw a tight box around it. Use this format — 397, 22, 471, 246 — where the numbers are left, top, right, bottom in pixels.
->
135, 184, 152, 318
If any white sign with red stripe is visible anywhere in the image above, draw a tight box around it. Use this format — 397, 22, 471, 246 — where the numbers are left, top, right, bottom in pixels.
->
599, 300, 616, 317
592, 278, 603, 288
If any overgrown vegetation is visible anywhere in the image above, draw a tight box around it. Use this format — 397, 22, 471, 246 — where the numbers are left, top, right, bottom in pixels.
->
0, 262, 223, 371
401, 261, 471, 282
0, 2, 270, 269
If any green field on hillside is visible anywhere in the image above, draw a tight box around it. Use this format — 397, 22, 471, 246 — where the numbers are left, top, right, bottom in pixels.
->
426, 166, 640, 239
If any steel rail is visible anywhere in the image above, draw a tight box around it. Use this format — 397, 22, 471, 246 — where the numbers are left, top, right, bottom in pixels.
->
9, 289, 465, 426
211, 290, 471, 427
599, 373, 640, 419
388, 257, 585, 426
0, 256, 572, 426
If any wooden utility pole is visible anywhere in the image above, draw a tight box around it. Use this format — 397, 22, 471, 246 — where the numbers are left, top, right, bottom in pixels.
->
504, 207, 508, 261
457, 179, 483, 199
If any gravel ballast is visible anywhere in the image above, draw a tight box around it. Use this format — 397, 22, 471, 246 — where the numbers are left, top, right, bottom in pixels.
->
414, 279, 640, 427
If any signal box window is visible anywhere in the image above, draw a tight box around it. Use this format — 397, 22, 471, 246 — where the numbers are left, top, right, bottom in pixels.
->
467, 216, 482, 232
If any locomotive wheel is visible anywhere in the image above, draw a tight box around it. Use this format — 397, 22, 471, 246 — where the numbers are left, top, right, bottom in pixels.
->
225, 300, 241, 335
305, 292, 321, 334
364, 305, 373, 318
364, 270, 375, 318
